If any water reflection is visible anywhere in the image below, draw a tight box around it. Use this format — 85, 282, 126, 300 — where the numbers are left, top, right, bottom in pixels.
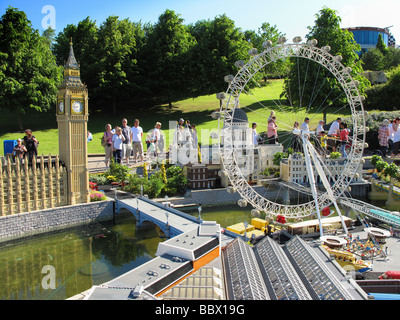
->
0, 204, 262, 300
0, 213, 162, 300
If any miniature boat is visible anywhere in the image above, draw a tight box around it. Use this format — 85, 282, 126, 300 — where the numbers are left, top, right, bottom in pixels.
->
322, 245, 372, 273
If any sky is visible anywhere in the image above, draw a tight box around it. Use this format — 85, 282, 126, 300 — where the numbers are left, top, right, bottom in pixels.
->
1, 0, 399, 44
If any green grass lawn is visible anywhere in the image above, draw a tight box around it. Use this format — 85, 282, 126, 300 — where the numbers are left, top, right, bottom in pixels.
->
0, 80, 352, 156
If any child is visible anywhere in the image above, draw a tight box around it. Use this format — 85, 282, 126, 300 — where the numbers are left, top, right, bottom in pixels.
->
13, 139, 27, 163
112, 127, 125, 164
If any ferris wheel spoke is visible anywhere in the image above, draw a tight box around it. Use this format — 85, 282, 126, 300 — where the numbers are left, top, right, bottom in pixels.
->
219, 39, 366, 225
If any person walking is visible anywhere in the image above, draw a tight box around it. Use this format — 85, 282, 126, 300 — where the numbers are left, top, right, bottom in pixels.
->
131, 119, 144, 163
112, 127, 125, 164
22, 129, 39, 165
121, 118, 133, 165
378, 119, 390, 157
103, 124, 114, 169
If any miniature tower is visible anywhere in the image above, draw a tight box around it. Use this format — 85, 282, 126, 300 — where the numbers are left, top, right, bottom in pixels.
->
56, 40, 89, 205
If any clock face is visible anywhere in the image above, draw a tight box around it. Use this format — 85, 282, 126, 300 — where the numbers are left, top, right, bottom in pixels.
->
72, 100, 83, 114
58, 101, 64, 114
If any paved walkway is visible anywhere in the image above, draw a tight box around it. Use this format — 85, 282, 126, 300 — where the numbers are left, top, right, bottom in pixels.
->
88, 154, 147, 173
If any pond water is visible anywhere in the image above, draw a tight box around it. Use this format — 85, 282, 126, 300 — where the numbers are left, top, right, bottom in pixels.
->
0, 204, 250, 300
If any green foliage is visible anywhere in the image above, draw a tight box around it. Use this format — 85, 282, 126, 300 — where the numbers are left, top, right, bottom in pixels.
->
370, 155, 383, 167
383, 162, 400, 179
273, 151, 288, 166
106, 159, 131, 184
0, 7, 62, 130
125, 164, 187, 198
330, 152, 342, 159
375, 159, 389, 172
364, 66, 400, 110
89, 173, 111, 185
282, 7, 369, 119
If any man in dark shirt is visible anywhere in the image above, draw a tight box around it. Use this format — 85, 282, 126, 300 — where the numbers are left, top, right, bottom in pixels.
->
121, 118, 132, 165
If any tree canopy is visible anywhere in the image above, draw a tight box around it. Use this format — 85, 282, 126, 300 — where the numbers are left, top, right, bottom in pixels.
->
0, 7, 62, 130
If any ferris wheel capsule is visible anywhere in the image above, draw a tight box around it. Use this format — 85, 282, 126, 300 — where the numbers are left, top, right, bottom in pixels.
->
262, 40, 273, 49
322, 45, 331, 52
224, 75, 234, 83
278, 36, 287, 44
235, 60, 245, 68
308, 39, 318, 46
211, 111, 221, 119
293, 36, 302, 43
248, 48, 258, 56
216, 92, 226, 100
238, 199, 248, 207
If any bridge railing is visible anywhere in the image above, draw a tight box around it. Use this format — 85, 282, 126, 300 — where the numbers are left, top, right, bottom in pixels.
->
137, 196, 201, 224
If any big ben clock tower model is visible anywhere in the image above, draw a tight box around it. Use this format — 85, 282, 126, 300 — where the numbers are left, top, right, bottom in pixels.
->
57, 40, 89, 205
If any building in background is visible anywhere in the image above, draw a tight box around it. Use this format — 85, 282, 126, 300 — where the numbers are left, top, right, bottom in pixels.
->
344, 26, 396, 55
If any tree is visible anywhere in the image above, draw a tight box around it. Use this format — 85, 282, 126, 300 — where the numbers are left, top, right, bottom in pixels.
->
376, 33, 389, 56
0, 7, 62, 130
282, 7, 370, 121
142, 10, 196, 107
95, 16, 144, 114
53, 18, 99, 106
361, 48, 385, 71
187, 15, 253, 97
243, 22, 286, 78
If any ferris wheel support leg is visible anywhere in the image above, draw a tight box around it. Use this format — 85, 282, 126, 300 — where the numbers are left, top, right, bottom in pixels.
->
301, 135, 324, 238
306, 140, 349, 236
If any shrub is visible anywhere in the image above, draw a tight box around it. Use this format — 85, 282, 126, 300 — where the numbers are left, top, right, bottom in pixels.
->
330, 152, 342, 159
370, 154, 383, 167
383, 162, 400, 179
89, 173, 110, 185
89, 190, 107, 202
375, 159, 389, 172
107, 160, 131, 184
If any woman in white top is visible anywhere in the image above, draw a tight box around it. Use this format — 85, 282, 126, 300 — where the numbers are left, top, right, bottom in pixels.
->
391, 118, 400, 157
252, 123, 259, 146
152, 122, 161, 157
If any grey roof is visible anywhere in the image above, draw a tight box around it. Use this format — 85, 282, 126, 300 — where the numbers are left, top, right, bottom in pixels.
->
65, 42, 80, 69
227, 108, 248, 124
223, 237, 270, 300
254, 236, 313, 300
222, 235, 368, 300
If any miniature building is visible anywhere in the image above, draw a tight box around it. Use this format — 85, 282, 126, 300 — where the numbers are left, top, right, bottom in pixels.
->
280, 153, 364, 185
183, 164, 218, 189
56, 40, 89, 205
84, 221, 222, 299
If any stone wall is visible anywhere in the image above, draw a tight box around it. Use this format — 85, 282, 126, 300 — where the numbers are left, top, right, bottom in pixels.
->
156, 186, 278, 207
0, 199, 114, 243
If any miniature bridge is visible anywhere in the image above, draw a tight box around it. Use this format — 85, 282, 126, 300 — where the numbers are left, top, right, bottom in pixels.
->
339, 198, 400, 228
115, 197, 200, 238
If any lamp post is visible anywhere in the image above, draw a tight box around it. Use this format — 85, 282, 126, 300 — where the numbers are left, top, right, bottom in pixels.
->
164, 195, 169, 208
165, 211, 170, 238
198, 203, 202, 222
244, 221, 248, 242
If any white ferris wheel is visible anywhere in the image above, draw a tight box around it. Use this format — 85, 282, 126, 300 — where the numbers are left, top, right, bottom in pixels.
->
215, 37, 367, 236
